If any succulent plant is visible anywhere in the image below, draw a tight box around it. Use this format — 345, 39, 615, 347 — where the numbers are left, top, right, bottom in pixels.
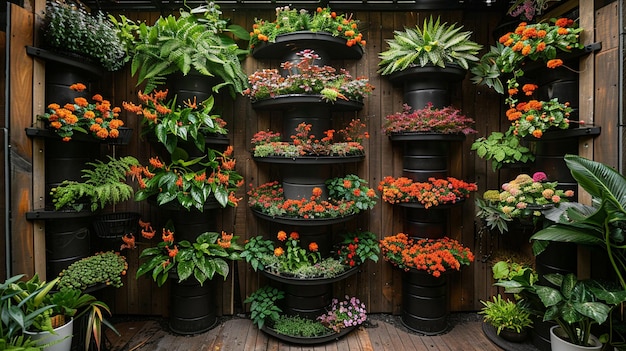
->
378, 16, 482, 75
57, 251, 128, 290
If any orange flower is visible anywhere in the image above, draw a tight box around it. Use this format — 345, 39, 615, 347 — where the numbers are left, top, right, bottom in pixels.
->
162, 229, 174, 243
70, 83, 86, 91
277, 230, 287, 241
274, 247, 285, 257
547, 59, 563, 69
309, 242, 319, 252
167, 245, 179, 258
290, 232, 299, 240
120, 233, 136, 250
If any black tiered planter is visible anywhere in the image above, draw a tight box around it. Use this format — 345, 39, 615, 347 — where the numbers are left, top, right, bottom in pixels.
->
169, 273, 218, 335
402, 269, 450, 335
249, 36, 369, 344
388, 65, 467, 110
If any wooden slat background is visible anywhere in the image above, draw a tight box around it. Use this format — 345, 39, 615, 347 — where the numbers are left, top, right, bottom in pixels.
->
6, 1, 620, 317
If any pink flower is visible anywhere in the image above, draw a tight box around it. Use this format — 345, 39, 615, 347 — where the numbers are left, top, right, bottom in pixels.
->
532, 172, 548, 182
516, 202, 527, 209
552, 195, 561, 203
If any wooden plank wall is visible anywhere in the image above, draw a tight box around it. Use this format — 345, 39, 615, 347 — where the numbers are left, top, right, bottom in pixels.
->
12, 1, 619, 317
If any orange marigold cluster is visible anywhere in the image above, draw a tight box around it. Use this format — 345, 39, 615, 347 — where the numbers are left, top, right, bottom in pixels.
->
379, 233, 474, 277
377, 176, 477, 208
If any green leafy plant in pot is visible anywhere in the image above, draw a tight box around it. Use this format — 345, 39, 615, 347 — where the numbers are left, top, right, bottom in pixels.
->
377, 16, 482, 75
135, 221, 243, 287
480, 294, 533, 342
126, 2, 248, 95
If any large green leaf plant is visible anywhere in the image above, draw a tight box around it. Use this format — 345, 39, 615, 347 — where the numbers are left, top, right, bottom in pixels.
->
531, 155, 626, 290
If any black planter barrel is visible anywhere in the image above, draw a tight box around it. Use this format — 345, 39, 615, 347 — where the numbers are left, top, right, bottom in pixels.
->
169, 208, 218, 242
45, 217, 92, 277
531, 139, 578, 198
402, 269, 449, 335
388, 65, 467, 110
402, 141, 449, 182
169, 277, 217, 335
403, 207, 447, 239
282, 283, 332, 319
167, 70, 219, 105
45, 139, 100, 207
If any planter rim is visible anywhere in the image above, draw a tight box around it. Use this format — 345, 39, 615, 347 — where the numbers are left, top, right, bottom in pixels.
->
252, 154, 365, 165
260, 265, 359, 285
388, 132, 467, 142
250, 208, 355, 226
252, 31, 364, 60
26, 127, 133, 145
261, 324, 357, 344
387, 64, 467, 85
395, 198, 465, 209
26, 46, 104, 77
251, 94, 364, 112
549, 325, 602, 350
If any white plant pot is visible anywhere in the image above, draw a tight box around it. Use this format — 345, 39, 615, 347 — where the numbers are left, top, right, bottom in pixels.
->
549, 325, 602, 351
24, 318, 73, 351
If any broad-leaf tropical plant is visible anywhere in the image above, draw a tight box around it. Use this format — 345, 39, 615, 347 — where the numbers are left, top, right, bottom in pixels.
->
531, 155, 626, 290
378, 16, 482, 75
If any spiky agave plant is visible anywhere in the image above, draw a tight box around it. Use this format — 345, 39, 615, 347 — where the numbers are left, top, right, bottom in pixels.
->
378, 16, 482, 75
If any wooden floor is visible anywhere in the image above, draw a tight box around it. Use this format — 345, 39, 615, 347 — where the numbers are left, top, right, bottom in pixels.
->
105, 314, 504, 351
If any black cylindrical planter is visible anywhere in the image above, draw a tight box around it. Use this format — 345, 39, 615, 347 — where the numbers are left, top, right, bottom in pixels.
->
402, 269, 449, 335
403, 208, 447, 239
531, 139, 578, 198
169, 209, 218, 243
402, 141, 449, 182
280, 164, 329, 200
388, 65, 467, 110
535, 241, 577, 284
282, 104, 332, 140
45, 217, 92, 278
169, 277, 217, 335
44, 139, 100, 208
166, 71, 218, 105
282, 283, 332, 319
44, 60, 99, 106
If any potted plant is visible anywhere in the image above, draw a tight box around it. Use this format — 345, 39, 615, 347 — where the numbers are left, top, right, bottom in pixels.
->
247, 174, 377, 221
131, 221, 242, 334
378, 16, 482, 75
49, 156, 139, 212
129, 146, 243, 211
248, 6, 366, 60
242, 49, 374, 104
38, 83, 127, 143
251, 119, 369, 158
56, 251, 128, 291
530, 155, 626, 290
245, 286, 368, 341
249, 6, 365, 50
123, 90, 228, 155
4, 274, 114, 351
241, 230, 379, 279
379, 233, 474, 334
475, 171, 574, 234
127, 2, 248, 95
377, 16, 481, 110
470, 130, 535, 171
378, 176, 478, 208
498, 273, 626, 350
480, 294, 533, 342
507, 0, 563, 21
383, 103, 477, 136
40, 0, 127, 72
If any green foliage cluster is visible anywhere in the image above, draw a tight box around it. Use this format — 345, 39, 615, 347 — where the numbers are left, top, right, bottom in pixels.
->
479, 294, 533, 334
130, 3, 248, 95
244, 286, 284, 329
326, 174, 378, 211
273, 316, 330, 337
378, 16, 482, 75
137, 230, 243, 287
43, 0, 127, 71
51, 156, 139, 211
57, 251, 128, 290
471, 131, 535, 172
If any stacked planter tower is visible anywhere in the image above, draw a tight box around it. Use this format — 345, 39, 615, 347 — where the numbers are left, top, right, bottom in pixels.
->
386, 65, 468, 335
248, 33, 369, 343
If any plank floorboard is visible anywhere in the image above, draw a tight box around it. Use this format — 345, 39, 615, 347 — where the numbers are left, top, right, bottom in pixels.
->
106, 314, 503, 351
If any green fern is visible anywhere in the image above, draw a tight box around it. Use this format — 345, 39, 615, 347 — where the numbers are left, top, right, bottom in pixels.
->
51, 156, 140, 212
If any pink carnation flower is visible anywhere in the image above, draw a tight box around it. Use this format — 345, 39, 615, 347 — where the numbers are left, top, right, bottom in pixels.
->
532, 172, 548, 182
